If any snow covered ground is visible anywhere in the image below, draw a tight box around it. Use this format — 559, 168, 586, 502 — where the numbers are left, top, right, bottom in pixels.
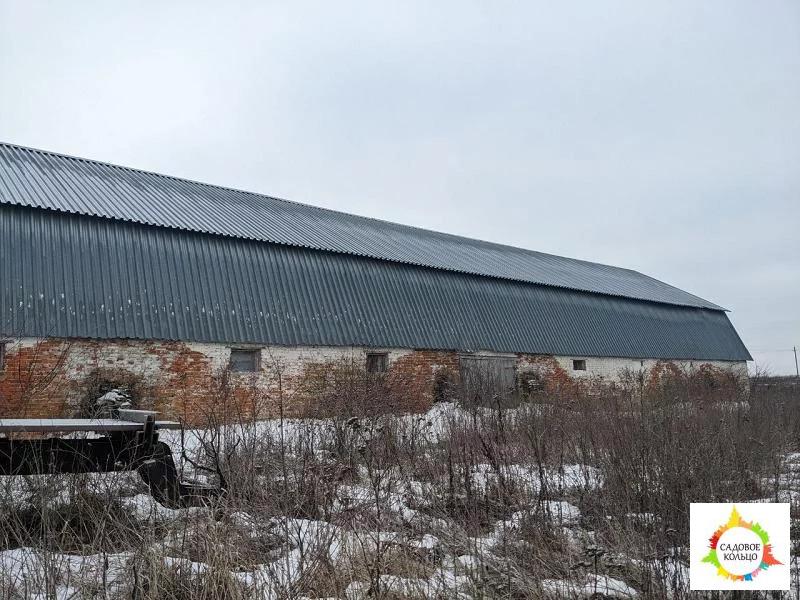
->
1, 401, 798, 599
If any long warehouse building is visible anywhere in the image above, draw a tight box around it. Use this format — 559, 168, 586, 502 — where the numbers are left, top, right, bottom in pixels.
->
0, 142, 751, 422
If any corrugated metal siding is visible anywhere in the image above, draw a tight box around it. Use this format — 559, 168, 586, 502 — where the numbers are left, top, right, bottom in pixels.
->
0, 142, 723, 310
0, 205, 751, 360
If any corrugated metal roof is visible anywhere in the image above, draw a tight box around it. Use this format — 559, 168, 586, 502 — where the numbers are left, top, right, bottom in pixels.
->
0, 205, 751, 360
0, 142, 723, 310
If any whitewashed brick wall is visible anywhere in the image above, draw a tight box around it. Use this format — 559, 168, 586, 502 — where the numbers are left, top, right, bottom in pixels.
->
552, 355, 748, 381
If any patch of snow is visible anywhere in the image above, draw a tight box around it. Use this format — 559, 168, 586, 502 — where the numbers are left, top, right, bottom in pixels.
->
162, 555, 208, 576
334, 483, 419, 522
386, 490, 419, 521
540, 500, 581, 525
95, 389, 130, 407
625, 512, 660, 524
558, 464, 604, 491
464, 462, 602, 498
378, 568, 470, 598
408, 533, 439, 550
495, 501, 581, 534
403, 479, 436, 507
121, 493, 208, 522
760, 473, 800, 489
468, 534, 500, 556
345, 580, 370, 600
229, 511, 262, 537
751, 491, 800, 503
0, 548, 134, 598
456, 554, 480, 569
269, 517, 344, 564
541, 578, 582, 597
541, 574, 638, 598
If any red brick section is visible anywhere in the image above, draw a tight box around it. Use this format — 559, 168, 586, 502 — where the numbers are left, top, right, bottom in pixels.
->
647, 360, 683, 389
0, 339, 465, 425
516, 353, 577, 395
645, 359, 744, 402
387, 350, 460, 411
270, 350, 461, 419
0, 339, 72, 418
7, 338, 727, 425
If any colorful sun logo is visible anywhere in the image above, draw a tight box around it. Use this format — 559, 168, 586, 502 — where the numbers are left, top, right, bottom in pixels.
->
701, 505, 782, 581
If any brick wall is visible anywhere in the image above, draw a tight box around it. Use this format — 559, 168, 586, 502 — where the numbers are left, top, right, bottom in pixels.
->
0, 338, 460, 425
0, 337, 748, 424
549, 355, 748, 382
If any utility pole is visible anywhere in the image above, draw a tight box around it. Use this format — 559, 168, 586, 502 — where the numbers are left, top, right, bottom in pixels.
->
795, 346, 799, 378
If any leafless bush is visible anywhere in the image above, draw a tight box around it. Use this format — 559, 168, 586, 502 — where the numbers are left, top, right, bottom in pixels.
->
75, 367, 150, 417
1, 363, 798, 599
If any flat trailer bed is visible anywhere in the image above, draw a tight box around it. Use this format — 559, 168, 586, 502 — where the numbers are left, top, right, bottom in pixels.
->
0, 410, 216, 507
0, 418, 181, 433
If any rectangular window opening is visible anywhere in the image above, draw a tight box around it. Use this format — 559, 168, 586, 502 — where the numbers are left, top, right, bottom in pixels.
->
366, 352, 388, 374
572, 359, 587, 371
229, 349, 260, 373
0, 342, 6, 371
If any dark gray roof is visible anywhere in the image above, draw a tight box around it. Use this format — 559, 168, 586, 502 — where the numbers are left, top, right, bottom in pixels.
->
0, 205, 751, 360
0, 142, 723, 310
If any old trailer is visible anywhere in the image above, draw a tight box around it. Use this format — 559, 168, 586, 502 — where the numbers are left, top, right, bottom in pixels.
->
0, 409, 217, 508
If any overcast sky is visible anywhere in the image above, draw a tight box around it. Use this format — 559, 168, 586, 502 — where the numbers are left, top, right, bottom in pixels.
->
1, 1, 798, 374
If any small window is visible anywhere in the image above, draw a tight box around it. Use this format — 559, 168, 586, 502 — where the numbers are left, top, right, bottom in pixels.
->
366, 352, 388, 374
572, 359, 586, 371
0, 342, 6, 371
229, 349, 260, 373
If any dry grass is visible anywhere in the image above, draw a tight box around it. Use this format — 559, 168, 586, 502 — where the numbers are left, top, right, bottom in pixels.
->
0, 368, 798, 599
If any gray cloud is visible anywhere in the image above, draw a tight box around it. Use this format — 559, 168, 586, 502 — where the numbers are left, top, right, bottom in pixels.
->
1, 0, 797, 373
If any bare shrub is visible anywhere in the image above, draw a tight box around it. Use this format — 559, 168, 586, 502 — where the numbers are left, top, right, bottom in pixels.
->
1, 362, 797, 599
75, 367, 150, 417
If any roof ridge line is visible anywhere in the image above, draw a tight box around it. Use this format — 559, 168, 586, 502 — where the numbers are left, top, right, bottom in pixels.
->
0, 140, 726, 311
0, 140, 648, 275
